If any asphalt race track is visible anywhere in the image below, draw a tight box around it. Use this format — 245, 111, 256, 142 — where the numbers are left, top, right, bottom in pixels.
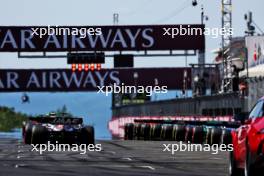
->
0, 138, 229, 176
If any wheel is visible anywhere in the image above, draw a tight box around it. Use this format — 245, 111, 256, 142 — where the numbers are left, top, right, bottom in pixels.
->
192, 126, 204, 144
81, 126, 95, 145
245, 146, 256, 176
173, 125, 186, 141
134, 124, 142, 140
124, 123, 134, 140
185, 126, 193, 143
24, 123, 33, 144
162, 125, 173, 141
31, 125, 47, 144
150, 125, 155, 140
124, 123, 131, 140
160, 125, 165, 140
205, 128, 212, 145
139, 124, 146, 140
143, 124, 150, 141
151, 124, 162, 141
229, 151, 244, 176
211, 128, 222, 145
221, 129, 232, 145
172, 125, 177, 140
165, 125, 173, 141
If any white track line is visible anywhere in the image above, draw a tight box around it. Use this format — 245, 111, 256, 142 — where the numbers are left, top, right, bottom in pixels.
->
122, 157, 132, 161
139, 166, 156, 170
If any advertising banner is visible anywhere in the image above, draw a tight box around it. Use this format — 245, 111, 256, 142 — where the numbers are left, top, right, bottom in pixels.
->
246, 36, 264, 68
0, 68, 192, 92
0, 25, 205, 52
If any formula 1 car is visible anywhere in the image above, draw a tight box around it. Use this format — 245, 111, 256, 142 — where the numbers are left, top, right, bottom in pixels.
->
22, 113, 94, 145
229, 96, 264, 176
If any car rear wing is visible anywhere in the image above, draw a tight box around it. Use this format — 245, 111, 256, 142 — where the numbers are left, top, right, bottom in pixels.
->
28, 117, 83, 125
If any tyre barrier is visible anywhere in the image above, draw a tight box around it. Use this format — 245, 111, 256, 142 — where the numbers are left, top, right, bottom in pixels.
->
211, 128, 223, 145
124, 123, 134, 140
185, 126, 194, 143
134, 123, 142, 140
124, 123, 233, 145
221, 129, 232, 145
160, 125, 173, 141
124, 123, 129, 140
150, 124, 162, 140
143, 124, 151, 140
205, 128, 213, 145
138, 123, 151, 140
192, 126, 204, 144
172, 125, 186, 141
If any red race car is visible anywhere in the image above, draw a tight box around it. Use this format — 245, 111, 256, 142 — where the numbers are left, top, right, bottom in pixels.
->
230, 96, 264, 176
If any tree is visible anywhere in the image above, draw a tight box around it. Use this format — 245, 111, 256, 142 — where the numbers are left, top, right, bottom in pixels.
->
0, 106, 29, 131
54, 105, 72, 116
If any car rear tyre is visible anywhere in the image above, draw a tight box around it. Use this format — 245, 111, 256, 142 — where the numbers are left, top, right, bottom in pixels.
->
31, 125, 47, 144
81, 126, 95, 145
245, 147, 256, 176
229, 151, 243, 176
24, 123, 33, 144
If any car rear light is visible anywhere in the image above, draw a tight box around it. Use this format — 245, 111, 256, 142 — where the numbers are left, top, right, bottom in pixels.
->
78, 64, 83, 71
96, 64, 101, 70
71, 64, 76, 71
90, 64, 95, 71
84, 64, 89, 71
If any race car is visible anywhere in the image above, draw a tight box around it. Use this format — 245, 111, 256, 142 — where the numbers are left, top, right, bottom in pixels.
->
229, 96, 264, 176
22, 113, 94, 145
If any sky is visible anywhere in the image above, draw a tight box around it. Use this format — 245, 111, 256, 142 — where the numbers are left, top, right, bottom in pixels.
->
0, 0, 263, 68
